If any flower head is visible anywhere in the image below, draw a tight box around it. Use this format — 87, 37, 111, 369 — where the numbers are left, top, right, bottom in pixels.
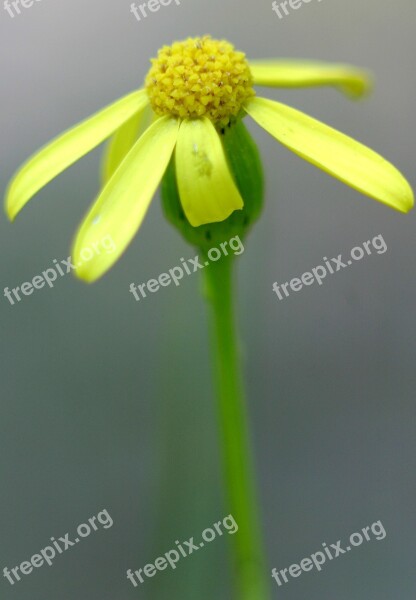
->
5, 36, 413, 282
145, 36, 254, 127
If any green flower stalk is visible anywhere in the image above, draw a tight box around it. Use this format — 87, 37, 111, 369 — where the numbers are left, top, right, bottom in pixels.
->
4, 35, 414, 599
162, 118, 266, 598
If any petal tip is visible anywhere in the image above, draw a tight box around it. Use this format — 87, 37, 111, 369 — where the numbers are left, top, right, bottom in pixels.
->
72, 261, 100, 284
345, 71, 374, 100
5, 184, 18, 222
5, 202, 18, 222
402, 192, 414, 213
396, 179, 414, 213
5, 204, 16, 222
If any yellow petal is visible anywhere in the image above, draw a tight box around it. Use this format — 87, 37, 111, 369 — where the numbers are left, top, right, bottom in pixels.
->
248, 60, 372, 98
6, 89, 149, 220
101, 103, 153, 185
245, 97, 414, 213
72, 117, 179, 282
175, 118, 244, 226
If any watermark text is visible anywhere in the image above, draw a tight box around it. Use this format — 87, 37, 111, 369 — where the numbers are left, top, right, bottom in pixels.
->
271, 520, 386, 587
272, 234, 387, 301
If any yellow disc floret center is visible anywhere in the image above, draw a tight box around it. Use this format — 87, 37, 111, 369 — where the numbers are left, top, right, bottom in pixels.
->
145, 36, 255, 128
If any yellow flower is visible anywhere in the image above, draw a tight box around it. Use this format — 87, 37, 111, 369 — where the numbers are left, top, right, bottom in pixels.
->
5, 36, 413, 282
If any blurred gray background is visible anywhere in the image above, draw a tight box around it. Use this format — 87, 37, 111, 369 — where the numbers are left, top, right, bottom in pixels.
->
1, 0, 415, 598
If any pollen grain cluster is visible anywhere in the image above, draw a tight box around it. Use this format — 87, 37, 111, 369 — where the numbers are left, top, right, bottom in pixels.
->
145, 36, 255, 127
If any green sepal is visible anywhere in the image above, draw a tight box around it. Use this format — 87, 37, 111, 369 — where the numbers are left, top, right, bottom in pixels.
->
161, 118, 264, 250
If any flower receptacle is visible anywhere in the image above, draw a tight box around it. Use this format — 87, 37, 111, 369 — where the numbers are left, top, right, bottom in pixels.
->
161, 118, 264, 251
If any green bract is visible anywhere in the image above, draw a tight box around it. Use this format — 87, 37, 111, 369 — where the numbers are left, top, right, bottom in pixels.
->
161, 120, 264, 250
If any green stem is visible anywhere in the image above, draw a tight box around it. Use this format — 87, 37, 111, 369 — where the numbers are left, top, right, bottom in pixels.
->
202, 253, 270, 600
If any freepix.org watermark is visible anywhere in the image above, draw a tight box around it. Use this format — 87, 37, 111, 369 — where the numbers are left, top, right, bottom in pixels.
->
272, 520, 386, 587
129, 235, 244, 302
272, 0, 323, 20
3, 509, 113, 585
126, 514, 238, 586
3, 235, 116, 306
130, 0, 180, 22
272, 234, 387, 301
3, 0, 42, 18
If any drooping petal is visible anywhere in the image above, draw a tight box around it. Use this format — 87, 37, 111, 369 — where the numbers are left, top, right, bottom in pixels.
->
72, 116, 179, 282
248, 60, 371, 98
101, 103, 154, 185
6, 89, 149, 220
245, 97, 414, 213
175, 118, 244, 226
